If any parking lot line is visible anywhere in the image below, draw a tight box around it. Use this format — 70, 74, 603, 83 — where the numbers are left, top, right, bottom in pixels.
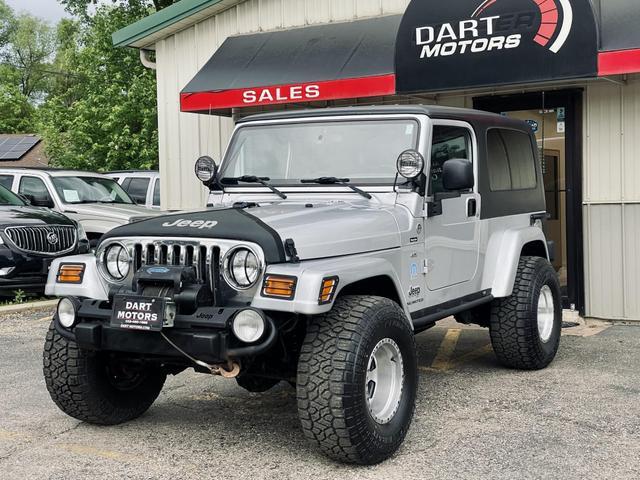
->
430, 328, 462, 371
58, 443, 137, 462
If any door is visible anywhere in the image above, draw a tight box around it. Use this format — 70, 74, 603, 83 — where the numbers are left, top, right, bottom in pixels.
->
425, 121, 481, 291
18, 176, 54, 208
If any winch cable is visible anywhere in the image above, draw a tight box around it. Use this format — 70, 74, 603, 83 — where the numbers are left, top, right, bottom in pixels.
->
160, 331, 240, 378
138, 285, 239, 377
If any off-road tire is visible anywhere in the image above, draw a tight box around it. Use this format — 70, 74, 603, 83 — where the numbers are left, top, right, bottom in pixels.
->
297, 296, 417, 465
43, 321, 166, 425
236, 375, 281, 393
489, 256, 562, 370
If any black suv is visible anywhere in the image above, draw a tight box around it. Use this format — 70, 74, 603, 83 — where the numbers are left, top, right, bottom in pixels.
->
0, 184, 88, 296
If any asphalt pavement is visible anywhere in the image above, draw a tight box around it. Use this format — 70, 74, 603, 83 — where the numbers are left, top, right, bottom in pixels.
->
1, 307, 638, 480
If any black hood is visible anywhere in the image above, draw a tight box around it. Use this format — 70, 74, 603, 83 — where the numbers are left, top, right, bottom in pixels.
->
100, 208, 287, 263
0, 205, 75, 229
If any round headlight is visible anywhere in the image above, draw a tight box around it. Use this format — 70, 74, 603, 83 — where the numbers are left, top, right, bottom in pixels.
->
232, 309, 266, 343
57, 297, 77, 328
223, 247, 262, 290
195, 156, 217, 183
397, 149, 425, 180
104, 243, 131, 281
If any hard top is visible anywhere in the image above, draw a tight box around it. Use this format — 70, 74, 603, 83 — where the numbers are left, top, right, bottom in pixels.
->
237, 105, 529, 133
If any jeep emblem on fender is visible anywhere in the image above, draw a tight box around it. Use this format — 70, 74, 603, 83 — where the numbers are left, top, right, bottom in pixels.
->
46, 232, 59, 245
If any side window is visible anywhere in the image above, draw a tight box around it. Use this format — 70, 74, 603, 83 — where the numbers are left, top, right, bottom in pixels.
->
487, 130, 511, 191
487, 129, 537, 191
430, 125, 473, 194
0, 175, 14, 189
123, 177, 150, 205
19, 176, 52, 202
152, 178, 160, 206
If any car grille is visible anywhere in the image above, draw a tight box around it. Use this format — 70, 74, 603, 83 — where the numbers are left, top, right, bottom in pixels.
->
132, 240, 221, 292
4, 225, 77, 255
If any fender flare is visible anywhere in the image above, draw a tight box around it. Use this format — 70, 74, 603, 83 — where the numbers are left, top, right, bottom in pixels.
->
482, 226, 549, 298
251, 255, 411, 323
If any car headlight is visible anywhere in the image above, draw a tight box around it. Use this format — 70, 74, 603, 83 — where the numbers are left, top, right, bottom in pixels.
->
102, 243, 131, 281
223, 246, 262, 290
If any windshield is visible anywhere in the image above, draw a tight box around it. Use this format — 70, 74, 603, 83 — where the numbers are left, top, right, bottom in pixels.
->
218, 119, 420, 185
51, 176, 133, 205
0, 184, 25, 206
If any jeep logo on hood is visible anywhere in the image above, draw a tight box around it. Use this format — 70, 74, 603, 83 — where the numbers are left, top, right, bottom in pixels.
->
162, 219, 218, 229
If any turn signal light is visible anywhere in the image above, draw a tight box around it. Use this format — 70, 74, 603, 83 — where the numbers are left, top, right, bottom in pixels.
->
262, 275, 297, 300
56, 264, 85, 284
318, 276, 339, 305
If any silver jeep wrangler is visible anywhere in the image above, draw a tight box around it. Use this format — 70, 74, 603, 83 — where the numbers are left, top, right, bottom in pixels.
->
43, 106, 561, 465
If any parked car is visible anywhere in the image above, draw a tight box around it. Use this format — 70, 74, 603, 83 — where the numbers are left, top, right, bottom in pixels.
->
0, 183, 88, 296
106, 170, 160, 209
0, 168, 161, 247
43, 106, 560, 465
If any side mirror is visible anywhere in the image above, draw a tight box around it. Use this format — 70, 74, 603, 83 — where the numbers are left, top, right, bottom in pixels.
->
442, 158, 474, 191
27, 195, 55, 208
194, 156, 218, 187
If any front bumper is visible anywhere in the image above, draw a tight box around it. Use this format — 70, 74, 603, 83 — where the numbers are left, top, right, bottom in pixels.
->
55, 300, 278, 364
0, 245, 53, 294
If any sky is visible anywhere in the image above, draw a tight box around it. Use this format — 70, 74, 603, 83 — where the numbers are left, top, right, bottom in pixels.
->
6, 0, 71, 23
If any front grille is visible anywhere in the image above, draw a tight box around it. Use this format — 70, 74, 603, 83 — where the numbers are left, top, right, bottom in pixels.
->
132, 240, 221, 293
4, 225, 77, 255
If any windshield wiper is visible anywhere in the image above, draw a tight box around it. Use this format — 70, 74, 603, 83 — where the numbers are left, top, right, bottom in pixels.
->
301, 177, 372, 199
222, 176, 287, 199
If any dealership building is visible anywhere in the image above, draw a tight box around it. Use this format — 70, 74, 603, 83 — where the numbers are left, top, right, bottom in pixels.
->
113, 0, 640, 322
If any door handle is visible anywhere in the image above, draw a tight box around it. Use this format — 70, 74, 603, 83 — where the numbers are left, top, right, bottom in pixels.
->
467, 198, 477, 217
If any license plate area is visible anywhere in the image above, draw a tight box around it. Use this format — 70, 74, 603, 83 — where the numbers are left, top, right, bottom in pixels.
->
110, 295, 170, 332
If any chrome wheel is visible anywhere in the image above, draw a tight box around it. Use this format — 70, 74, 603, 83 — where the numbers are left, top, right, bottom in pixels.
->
537, 285, 555, 343
365, 338, 404, 424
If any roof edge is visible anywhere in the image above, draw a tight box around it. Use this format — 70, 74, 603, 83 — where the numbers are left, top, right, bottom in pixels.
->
112, 0, 238, 48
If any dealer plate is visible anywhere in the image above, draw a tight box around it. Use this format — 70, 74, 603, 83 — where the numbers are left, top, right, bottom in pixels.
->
111, 295, 165, 332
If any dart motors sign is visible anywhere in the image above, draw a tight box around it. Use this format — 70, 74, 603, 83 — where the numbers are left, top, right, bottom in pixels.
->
395, 0, 598, 93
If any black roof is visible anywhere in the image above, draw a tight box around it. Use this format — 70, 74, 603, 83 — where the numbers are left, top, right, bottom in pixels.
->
237, 105, 529, 132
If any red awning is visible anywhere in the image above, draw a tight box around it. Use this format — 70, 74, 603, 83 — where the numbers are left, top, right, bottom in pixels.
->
180, 16, 400, 116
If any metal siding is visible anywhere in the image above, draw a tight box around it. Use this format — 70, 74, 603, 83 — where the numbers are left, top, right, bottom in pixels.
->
306, 0, 331, 24
283, 0, 306, 26
356, 0, 381, 17
622, 77, 640, 202
583, 75, 640, 320
331, 0, 355, 21
584, 204, 625, 319
259, 0, 283, 30
585, 82, 622, 203
624, 204, 640, 319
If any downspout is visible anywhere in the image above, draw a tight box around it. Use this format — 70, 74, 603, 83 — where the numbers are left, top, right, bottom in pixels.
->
140, 49, 156, 70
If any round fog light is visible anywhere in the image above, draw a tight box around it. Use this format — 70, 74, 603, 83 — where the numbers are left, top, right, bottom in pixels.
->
57, 298, 77, 328
232, 309, 265, 343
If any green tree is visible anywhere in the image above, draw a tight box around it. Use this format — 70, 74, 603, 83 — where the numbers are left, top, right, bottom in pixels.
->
61, 0, 177, 18
0, 0, 16, 49
2, 12, 56, 100
39, 5, 158, 171
0, 84, 34, 133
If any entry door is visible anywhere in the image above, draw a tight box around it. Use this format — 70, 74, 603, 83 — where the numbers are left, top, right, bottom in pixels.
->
425, 121, 481, 291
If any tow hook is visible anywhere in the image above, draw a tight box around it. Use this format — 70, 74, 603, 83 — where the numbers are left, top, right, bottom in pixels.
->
160, 331, 241, 378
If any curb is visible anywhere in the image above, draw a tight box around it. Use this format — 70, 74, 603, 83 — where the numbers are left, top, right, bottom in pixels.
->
0, 299, 58, 315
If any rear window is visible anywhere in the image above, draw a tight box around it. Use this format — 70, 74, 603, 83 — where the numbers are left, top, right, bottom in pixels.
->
487, 129, 537, 191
